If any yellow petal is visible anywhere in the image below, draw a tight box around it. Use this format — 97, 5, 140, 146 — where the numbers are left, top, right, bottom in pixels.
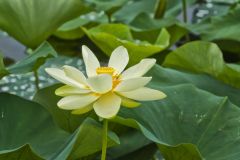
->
108, 46, 129, 74
118, 87, 166, 101
45, 68, 85, 88
121, 59, 156, 80
82, 45, 100, 77
71, 104, 93, 115
114, 77, 152, 92
87, 74, 112, 94
57, 94, 99, 110
63, 65, 87, 85
93, 92, 121, 119
55, 85, 90, 96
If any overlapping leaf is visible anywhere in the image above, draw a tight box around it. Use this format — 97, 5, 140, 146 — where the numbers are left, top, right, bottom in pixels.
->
115, 83, 240, 159
0, 93, 119, 159
34, 84, 156, 160
0, 42, 57, 80
147, 65, 240, 107
163, 41, 240, 88
84, 24, 170, 65
55, 12, 108, 40
111, 0, 156, 23
191, 8, 240, 42
33, 84, 90, 133
0, 0, 90, 48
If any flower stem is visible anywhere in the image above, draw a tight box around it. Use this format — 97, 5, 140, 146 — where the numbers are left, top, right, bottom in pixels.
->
33, 70, 39, 91
182, 0, 190, 41
182, 0, 187, 23
154, 0, 167, 19
101, 119, 108, 160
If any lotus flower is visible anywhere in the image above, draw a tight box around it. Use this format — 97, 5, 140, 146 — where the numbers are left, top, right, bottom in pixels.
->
45, 46, 166, 119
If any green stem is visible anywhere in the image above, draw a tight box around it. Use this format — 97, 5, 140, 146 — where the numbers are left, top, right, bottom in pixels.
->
152, 155, 158, 160
154, 0, 167, 19
182, 0, 190, 41
33, 70, 40, 91
182, 0, 187, 23
101, 119, 108, 160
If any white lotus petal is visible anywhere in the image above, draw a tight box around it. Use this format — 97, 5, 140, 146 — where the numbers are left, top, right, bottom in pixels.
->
63, 65, 87, 85
55, 85, 90, 96
121, 59, 156, 80
87, 74, 112, 94
71, 104, 93, 115
45, 68, 85, 88
118, 87, 166, 101
93, 92, 121, 119
108, 46, 129, 74
115, 77, 152, 92
57, 94, 99, 110
82, 45, 100, 77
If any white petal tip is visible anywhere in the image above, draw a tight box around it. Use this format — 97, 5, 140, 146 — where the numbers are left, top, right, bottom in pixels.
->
156, 91, 167, 100
82, 45, 89, 51
45, 68, 60, 76
143, 58, 156, 64
62, 65, 69, 68
55, 89, 62, 96
45, 68, 51, 73
117, 45, 127, 50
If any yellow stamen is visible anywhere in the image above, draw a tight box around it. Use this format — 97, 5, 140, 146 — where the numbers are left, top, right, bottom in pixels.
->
96, 67, 121, 89
96, 67, 115, 75
112, 78, 121, 89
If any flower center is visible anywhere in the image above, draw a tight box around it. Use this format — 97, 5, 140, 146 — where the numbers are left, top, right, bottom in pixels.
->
96, 67, 115, 75
96, 67, 121, 89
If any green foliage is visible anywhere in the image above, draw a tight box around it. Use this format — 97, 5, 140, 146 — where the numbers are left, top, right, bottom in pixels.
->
116, 84, 240, 159
0, 42, 57, 80
55, 12, 109, 40
33, 84, 90, 133
84, 24, 170, 65
0, 0, 90, 48
191, 8, 240, 42
163, 41, 240, 88
1, 0, 240, 159
0, 93, 119, 159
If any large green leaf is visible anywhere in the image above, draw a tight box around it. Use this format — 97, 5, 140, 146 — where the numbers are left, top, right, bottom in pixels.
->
114, 84, 240, 159
85, 0, 128, 12
8, 42, 57, 74
0, 145, 42, 160
109, 130, 152, 159
111, 0, 196, 23
191, 8, 240, 42
189, 7, 240, 54
0, 56, 84, 100
0, 0, 90, 48
111, 0, 156, 23
163, 41, 240, 88
164, 0, 196, 18
0, 93, 119, 159
55, 12, 108, 40
0, 93, 69, 159
129, 13, 177, 31
0, 42, 57, 80
147, 65, 240, 107
33, 84, 90, 133
50, 118, 120, 160
84, 24, 170, 65
115, 143, 157, 160
34, 84, 157, 159
128, 12, 188, 47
